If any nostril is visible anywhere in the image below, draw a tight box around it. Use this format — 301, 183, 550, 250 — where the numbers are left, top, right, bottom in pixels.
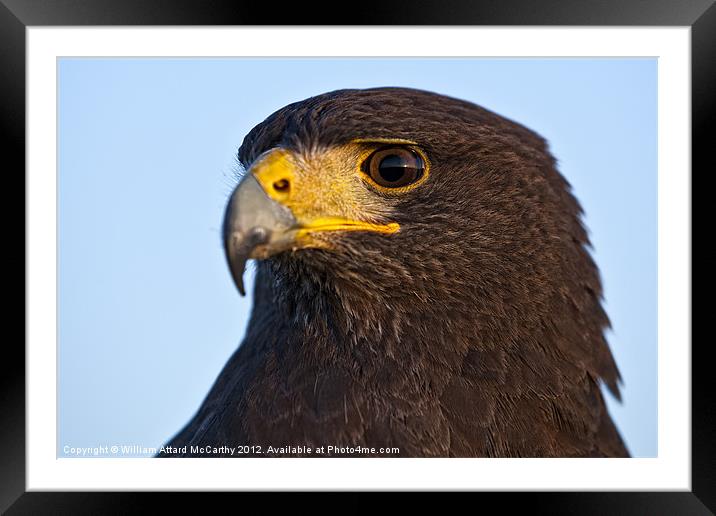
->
273, 178, 290, 193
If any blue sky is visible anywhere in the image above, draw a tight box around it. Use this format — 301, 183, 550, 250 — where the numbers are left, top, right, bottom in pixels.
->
58, 58, 657, 457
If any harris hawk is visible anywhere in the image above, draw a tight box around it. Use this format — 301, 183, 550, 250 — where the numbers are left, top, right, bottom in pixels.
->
160, 87, 629, 458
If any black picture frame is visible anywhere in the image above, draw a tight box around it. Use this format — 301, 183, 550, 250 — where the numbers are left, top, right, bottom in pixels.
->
4, 0, 712, 512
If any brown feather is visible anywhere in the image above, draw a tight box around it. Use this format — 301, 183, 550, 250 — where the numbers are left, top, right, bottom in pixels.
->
159, 87, 629, 458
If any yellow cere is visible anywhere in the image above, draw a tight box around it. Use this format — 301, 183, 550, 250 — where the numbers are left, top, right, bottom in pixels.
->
249, 144, 405, 245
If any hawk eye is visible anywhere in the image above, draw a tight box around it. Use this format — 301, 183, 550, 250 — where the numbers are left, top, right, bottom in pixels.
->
362, 147, 425, 189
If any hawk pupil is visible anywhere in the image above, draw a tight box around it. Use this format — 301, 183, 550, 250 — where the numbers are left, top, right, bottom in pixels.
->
378, 155, 408, 183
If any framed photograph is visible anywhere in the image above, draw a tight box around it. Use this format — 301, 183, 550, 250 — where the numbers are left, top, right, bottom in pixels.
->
6, 0, 711, 512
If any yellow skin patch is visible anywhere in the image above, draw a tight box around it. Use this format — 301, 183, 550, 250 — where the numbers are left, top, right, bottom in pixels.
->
248, 141, 425, 251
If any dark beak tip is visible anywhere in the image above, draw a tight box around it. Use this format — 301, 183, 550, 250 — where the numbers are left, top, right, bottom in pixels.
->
225, 227, 270, 297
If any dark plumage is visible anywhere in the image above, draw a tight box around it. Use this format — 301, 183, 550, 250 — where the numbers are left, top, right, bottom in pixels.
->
160, 87, 628, 457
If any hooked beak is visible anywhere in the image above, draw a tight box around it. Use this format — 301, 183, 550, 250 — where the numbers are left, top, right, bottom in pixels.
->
222, 147, 401, 296
222, 174, 297, 296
